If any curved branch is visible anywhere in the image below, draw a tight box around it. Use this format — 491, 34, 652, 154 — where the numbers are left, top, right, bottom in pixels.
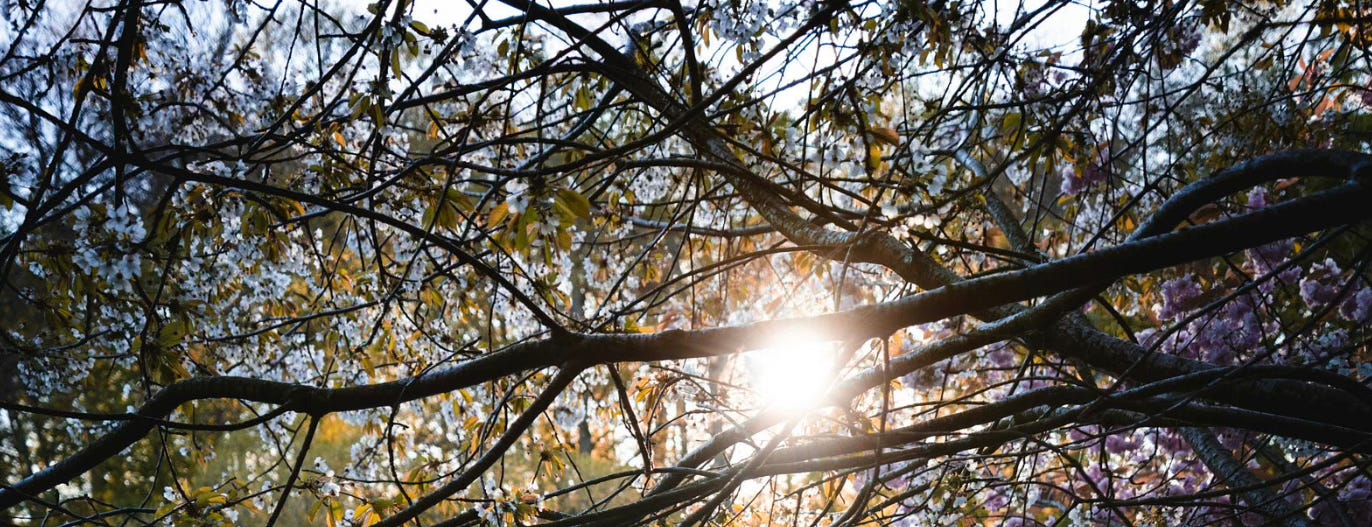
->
4, 180, 1370, 510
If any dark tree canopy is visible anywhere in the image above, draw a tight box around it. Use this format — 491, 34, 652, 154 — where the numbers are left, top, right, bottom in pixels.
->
2, 0, 1372, 526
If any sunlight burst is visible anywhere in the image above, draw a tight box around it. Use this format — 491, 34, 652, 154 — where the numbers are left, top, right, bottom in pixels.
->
747, 330, 838, 414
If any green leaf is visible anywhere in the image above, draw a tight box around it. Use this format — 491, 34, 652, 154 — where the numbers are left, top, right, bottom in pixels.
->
555, 188, 592, 220
158, 319, 194, 347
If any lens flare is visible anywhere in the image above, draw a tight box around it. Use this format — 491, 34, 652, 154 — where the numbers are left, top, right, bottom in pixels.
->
747, 330, 837, 414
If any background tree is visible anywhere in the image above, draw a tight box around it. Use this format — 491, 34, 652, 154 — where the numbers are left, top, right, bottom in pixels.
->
2, 0, 1372, 526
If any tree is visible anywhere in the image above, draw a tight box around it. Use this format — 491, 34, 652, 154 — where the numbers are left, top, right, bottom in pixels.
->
2, 0, 1371, 525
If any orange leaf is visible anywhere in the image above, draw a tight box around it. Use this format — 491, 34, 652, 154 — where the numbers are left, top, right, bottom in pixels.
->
870, 127, 901, 146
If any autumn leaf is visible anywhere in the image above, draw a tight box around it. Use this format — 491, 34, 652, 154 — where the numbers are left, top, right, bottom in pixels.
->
869, 126, 901, 146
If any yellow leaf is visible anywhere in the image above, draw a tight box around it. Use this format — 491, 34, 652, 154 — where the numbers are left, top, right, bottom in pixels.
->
488, 201, 510, 227
284, 199, 307, 217
866, 143, 885, 173
354, 504, 374, 522
191, 487, 215, 505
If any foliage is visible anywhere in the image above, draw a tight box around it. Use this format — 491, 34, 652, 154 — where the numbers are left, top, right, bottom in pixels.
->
2, 0, 1372, 526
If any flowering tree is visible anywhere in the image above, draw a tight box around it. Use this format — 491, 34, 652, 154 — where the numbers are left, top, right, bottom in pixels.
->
3, 0, 1372, 525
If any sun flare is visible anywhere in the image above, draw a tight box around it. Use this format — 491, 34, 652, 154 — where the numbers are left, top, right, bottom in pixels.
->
747, 330, 838, 414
